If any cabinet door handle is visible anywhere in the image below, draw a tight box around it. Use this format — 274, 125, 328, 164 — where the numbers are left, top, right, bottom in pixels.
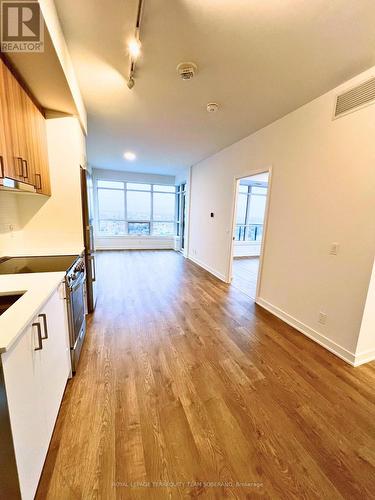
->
17, 157, 23, 177
0, 156, 4, 178
22, 159, 28, 179
35, 173, 42, 190
38, 313, 48, 340
33, 322, 43, 351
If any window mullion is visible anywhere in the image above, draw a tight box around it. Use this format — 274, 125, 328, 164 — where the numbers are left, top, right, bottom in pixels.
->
124, 183, 128, 234
244, 186, 252, 240
151, 185, 154, 235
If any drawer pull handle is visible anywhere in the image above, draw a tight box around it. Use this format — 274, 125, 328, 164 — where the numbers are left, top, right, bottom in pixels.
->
35, 173, 42, 190
0, 156, 4, 178
38, 313, 48, 340
22, 159, 28, 179
17, 157, 23, 177
33, 322, 43, 351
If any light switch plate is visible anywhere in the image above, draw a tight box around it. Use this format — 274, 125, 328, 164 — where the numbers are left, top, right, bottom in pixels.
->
329, 242, 340, 255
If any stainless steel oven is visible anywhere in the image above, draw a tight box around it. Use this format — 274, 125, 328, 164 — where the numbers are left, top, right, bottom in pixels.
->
65, 257, 86, 372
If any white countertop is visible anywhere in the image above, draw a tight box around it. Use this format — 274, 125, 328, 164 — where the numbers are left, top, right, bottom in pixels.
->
0, 272, 65, 353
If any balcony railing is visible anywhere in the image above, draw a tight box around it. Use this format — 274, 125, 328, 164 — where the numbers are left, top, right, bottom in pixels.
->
234, 224, 263, 242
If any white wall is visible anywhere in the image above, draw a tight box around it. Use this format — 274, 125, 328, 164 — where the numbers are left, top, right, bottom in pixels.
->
189, 67, 375, 365
93, 168, 176, 250
93, 168, 175, 186
95, 236, 175, 251
233, 241, 261, 258
356, 258, 375, 364
0, 192, 23, 256
175, 168, 189, 186
0, 117, 85, 256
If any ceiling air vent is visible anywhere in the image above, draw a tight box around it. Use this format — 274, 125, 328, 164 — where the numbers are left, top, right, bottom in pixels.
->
177, 62, 197, 81
334, 77, 375, 119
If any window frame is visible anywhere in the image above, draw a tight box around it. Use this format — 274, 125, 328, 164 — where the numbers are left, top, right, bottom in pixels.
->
96, 180, 177, 237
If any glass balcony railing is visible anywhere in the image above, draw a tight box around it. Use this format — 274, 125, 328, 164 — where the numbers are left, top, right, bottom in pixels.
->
234, 224, 263, 242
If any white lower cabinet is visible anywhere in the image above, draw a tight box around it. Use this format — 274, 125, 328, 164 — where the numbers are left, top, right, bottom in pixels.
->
1, 285, 71, 500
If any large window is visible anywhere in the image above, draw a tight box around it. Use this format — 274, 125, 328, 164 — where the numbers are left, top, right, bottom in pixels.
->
234, 183, 268, 241
127, 190, 151, 220
97, 181, 126, 235
97, 181, 176, 236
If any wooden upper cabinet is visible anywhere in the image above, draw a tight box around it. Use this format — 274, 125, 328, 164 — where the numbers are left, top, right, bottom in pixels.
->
27, 100, 51, 196
2, 61, 26, 181
0, 69, 7, 179
0, 57, 51, 196
0, 60, 17, 180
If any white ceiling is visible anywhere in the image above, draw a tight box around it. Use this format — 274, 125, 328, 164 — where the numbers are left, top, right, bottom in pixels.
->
55, 0, 375, 175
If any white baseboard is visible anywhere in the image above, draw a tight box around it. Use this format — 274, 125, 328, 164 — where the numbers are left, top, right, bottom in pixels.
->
188, 255, 228, 282
353, 349, 375, 367
256, 297, 359, 366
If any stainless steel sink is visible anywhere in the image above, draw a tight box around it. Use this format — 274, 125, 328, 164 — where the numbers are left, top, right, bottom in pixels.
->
0, 293, 24, 316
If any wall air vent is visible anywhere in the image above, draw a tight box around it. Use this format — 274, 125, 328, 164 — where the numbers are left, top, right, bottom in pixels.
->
334, 77, 375, 119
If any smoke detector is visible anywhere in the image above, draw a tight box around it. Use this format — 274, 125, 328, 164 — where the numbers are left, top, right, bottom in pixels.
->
207, 102, 219, 113
177, 62, 198, 80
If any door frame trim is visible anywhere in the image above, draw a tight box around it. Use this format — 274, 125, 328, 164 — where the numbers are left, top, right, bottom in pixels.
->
226, 166, 273, 301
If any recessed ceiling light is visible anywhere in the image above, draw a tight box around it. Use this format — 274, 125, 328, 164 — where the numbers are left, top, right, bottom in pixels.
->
124, 151, 136, 161
128, 38, 141, 59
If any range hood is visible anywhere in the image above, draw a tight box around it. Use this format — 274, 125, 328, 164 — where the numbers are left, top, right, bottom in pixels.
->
0, 177, 36, 193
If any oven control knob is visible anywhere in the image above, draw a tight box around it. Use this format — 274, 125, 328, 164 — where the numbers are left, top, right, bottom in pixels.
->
75, 262, 84, 273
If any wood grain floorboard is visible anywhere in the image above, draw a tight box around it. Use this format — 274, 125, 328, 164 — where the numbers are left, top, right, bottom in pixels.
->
232, 257, 259, 298
37, 250, 375, 499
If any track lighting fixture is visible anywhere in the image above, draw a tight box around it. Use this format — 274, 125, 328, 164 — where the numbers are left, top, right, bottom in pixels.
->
127, 0, 144, 90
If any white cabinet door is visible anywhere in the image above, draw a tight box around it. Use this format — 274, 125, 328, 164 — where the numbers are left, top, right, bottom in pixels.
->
2, 322, 48, 500
2, 285, 71, 500
38, 285, 71, 439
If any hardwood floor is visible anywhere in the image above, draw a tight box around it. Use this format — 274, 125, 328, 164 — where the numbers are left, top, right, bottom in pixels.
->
37, 250, 375, 499
232, 257, 259, 298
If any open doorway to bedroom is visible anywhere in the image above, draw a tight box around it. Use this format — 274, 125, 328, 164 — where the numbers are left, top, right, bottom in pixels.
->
230, 171, 270, 298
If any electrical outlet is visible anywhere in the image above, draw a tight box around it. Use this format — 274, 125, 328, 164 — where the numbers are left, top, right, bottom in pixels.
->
318, 312, 327, 325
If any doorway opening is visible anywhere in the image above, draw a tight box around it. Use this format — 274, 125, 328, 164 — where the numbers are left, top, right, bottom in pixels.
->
177, 183, 187, 253
229, 170, 271, 299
